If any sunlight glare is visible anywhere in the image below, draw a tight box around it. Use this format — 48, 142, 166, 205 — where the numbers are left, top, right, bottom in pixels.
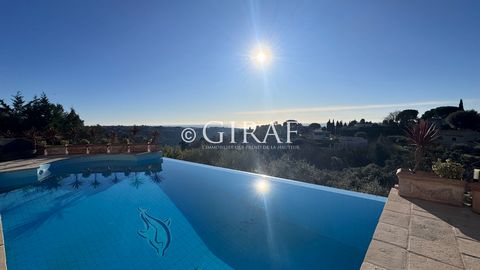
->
255, 179, 270, 194
251, 44, 272, 68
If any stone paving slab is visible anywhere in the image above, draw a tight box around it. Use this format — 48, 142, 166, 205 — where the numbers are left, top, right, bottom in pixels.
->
407, 253, 461, 270
362, 188, 480, 270
0, 156, 69, 172
361, 262, 387, 270
0, 215, 6, 270
462, 254, 480, 270
373, 222, 408, 248
363, 239, 408, 269
379, 209, 411, 229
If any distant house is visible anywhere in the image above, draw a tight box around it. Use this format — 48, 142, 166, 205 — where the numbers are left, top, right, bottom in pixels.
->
0, 138, 35, 161
334, 136, 368, 150
312, 129, 331, 141
438, 130, 480, 146
354, 123, 374, 128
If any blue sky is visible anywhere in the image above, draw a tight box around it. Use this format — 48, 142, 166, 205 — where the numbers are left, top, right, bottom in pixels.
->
0, 0, 479, 125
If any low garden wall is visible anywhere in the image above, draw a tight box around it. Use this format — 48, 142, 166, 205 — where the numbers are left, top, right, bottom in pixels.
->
43, 143, 158, 156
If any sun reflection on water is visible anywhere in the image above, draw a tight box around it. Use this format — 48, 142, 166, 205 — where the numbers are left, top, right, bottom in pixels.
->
254, 178, 270, 194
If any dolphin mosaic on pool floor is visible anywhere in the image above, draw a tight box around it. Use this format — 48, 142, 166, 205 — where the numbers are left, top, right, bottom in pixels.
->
137, 208, 172, 256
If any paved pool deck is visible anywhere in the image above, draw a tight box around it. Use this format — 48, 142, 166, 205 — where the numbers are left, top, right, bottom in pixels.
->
0, 156, 69, 173
362, 188, 480, 270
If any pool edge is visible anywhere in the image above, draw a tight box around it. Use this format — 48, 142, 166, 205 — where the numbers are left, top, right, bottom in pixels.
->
0, 215, 6, 270
164, 157, 387, 203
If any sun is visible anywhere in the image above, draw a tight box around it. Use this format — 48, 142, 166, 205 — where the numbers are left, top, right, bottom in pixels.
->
250, 44, 272, 67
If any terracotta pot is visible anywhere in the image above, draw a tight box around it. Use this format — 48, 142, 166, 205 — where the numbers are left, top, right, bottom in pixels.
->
469, 182, 480, 214
397, 168, 466, 206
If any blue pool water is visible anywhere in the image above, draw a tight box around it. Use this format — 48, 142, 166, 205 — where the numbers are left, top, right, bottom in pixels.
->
0, 154, 385, 269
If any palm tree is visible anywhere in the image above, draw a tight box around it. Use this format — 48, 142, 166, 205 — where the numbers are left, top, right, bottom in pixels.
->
112, 173, 120, 184
71, 174, 83, 189
44, 176, 63, 190
109, 131, 118, 144
44, 127, 59, 145
91, 173, 101, 189
130, 125, 141, 143
24, 127, 39, 152
149, 171, 163, 184
151, 130, 160, 144
88, 127, 97, 143
67, 127, 79, 144
130, 172, 143, 189
404, 120, 439, 171
82, 168, 92, 179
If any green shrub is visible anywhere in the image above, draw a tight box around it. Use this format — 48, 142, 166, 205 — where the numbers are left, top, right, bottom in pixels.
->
432, 159, 464, 180
79, 139, 90, 145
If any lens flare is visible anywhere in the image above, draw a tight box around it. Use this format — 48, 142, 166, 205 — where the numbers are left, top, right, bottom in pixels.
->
250, 44, 272, 68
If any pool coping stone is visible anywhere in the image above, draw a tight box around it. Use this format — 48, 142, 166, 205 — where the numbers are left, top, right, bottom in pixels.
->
0, 215, 6, 270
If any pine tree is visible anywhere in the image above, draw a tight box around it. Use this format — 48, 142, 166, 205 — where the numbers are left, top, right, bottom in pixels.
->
459, 99, 464, 111
11, 91, 25, 116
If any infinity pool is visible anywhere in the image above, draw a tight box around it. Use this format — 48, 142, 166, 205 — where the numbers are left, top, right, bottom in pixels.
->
0, 154, 385, 269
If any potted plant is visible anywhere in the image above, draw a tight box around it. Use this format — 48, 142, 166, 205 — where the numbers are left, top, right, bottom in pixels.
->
470, 169, 480, 213
397, 120, 466, 206
39, 140, 48, 155
61, 139, 69, 155
79, 139, 90, 154
470, 182, 480, 214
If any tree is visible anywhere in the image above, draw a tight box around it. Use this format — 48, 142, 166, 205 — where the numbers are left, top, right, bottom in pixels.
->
24, 127, 39, 150
11, 91, 25, 116
0, 99, 13, 135
0, 92, 85, 140
130, 125, 141, 142
10, 92, 26, 132
44, 127, 60, 145
421, 106, 460, 120
308, 123, 321, 130
61, 108, 83, 140
87, 125, 104, 143
459, 99, 464, 111
151, 130, 160, 144
383, 111, 400, 124
446, 110, 480, 130
395, 109, 418, 126
108, 131, 118, 144
326, 120, 334, 132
